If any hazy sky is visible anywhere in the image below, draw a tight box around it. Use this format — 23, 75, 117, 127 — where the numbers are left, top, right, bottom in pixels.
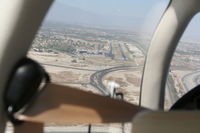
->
57, 0, 166, 18
45, 0, 200, 41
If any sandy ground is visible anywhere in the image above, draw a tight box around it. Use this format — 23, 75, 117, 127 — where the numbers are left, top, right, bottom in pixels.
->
27, 50, 186, 132
6, 49, 196, 133
103, 70, 142, 105
171, 70, 196, 96
24, 51, 137, 133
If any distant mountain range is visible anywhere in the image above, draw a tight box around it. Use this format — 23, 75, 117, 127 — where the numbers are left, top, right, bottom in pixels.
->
44, 1, 143, 31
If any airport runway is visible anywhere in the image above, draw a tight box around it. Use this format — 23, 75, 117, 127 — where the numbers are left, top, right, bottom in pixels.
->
118, 43, 128, 61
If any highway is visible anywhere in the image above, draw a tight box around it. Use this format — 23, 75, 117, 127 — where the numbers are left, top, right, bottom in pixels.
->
181, 70, 200, 91
166, 81, 176, 106
165, 70, 200, 106
90, 66, 142, 95
193, 74, 200, 84
42, 63, 142, 96
42, 63, 97, 72
42, 63, 141, 96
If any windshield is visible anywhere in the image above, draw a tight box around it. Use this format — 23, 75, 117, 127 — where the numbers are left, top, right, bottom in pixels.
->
166, 13, 200, 109
26, 0, 170, 133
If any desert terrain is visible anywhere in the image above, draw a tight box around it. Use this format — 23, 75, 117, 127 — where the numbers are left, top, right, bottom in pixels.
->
6, 23, 200, 133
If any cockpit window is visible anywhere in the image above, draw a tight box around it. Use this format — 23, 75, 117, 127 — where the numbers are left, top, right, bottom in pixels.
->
28, 0, 170, 132
166, 13, 200, 109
